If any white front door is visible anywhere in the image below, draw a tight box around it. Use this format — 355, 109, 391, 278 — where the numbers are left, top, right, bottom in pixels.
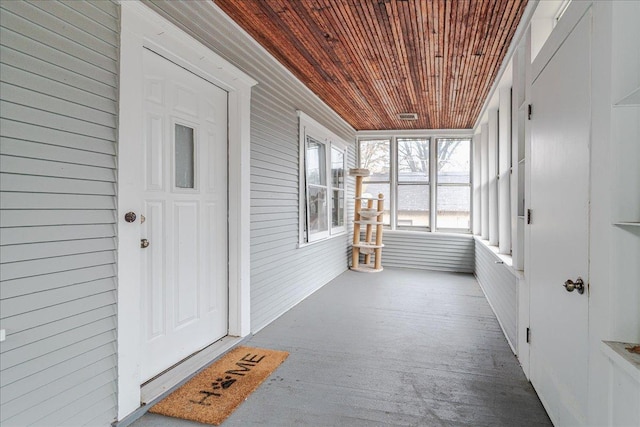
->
138, 49, 228, 381
529, 10, 591, 426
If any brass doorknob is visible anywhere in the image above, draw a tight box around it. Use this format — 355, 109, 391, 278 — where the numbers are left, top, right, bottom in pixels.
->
140, 239, 150, 249
563, 277, 585, 294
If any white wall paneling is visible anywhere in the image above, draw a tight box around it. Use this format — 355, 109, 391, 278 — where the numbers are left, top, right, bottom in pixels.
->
382, 231, 474, 273
474, 239, 518, 352
0, 1, 119, 425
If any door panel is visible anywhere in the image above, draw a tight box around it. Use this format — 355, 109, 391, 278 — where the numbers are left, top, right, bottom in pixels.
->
139, 49, 228, 381
529, 11, 591, 426
144, 200, 165, 339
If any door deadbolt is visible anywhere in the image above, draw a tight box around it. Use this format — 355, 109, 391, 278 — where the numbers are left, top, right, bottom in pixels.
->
563, 277, 585, 294
124, 212, 137, 223
140, 239, 150, 249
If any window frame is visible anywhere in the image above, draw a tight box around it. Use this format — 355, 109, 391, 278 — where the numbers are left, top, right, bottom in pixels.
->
435, 138, 472, 233
329, 145, 347, 235
172, 117, 200, 193
357, 131, 473, 234
396, 137, 432, 231
358, 138, 392, 226
298, 111, 348, 245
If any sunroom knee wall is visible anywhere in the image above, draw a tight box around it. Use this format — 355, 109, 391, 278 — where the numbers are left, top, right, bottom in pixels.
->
382, 233, 474, 273
474, 239, 518, 351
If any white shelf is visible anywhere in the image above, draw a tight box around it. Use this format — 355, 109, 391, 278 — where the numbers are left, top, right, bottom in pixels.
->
354, 220, 383, 225
355, 196, 384, 200
614, 86, 640, 107
602, 341, 640, 383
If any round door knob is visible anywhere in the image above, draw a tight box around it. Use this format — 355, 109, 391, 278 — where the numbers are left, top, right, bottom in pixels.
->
124, 212, 137, 223
140, 239, 150, 249
563, 277, 585, 294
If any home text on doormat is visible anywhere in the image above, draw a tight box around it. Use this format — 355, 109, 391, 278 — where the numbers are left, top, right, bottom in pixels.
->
149, 346, 289, 425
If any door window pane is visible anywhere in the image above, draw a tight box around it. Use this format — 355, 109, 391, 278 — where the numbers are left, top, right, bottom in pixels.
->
437, 139, 471, 183
437, 185, 470, 229
398, 138, 429, 182
359, 139, 390, 181
397, 185, 429, 227
175, 124, 195, 188
306, 137, 326, 186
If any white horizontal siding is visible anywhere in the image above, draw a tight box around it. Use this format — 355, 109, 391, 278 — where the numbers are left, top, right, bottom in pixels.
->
0, 119, 116, 154
0, 1, 118, 425
1, 344, 116, 402
1, 293, 116, 342
0, 46, 117, 101
382, 231, 475, 273
0, 238, 116, 263
0, 3, 118, 71
145, 0, 357, 333
474, 239, 518, 351
0, 27, 117, 88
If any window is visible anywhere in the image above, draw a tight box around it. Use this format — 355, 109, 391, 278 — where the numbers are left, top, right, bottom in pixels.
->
331, 146, 346, 230
175, 124, 195, 189
436, 138, 471, 231
358, 135, 472, 233
398, 138, 430, 228
299, 112, 347, 244
359, 139, 390, 225
305, 137, 328, 239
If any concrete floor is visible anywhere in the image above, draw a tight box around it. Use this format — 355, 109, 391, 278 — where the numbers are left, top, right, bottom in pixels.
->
132, 268, 552, 427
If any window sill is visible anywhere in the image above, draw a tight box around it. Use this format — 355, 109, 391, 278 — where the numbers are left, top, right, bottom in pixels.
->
297, 231, 347, 249
386, 229, 473, 238
474, 236, 524, 280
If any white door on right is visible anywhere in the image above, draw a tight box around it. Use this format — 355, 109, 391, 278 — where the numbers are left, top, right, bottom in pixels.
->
529, 9, 591, 426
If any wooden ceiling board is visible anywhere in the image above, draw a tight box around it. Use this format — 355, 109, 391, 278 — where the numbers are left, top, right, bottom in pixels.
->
215, 0, 528, 130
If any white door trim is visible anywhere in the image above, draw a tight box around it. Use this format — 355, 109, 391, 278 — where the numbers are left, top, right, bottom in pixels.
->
117, 1, 256, 419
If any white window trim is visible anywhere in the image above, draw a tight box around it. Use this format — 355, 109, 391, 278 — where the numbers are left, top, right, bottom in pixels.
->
329, 145, 347, 236
396, 136, 432, 231
298, 111, 348, 246
488, 109, 499, 245
435, 137, 473, 233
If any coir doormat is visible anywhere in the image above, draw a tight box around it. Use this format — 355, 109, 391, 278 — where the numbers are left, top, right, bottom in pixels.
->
149, 346, 289, 425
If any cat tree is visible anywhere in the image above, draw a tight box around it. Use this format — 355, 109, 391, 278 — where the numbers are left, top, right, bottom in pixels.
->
349, 168, 384, 272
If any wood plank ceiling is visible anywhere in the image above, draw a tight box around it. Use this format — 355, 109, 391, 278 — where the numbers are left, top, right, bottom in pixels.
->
215, 0, 528, 130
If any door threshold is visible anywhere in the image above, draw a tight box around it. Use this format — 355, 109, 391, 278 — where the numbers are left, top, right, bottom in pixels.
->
141, 335, 248, 405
